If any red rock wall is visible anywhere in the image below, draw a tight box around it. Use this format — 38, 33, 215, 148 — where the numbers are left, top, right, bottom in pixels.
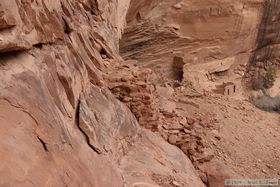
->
0, 0, 205, 186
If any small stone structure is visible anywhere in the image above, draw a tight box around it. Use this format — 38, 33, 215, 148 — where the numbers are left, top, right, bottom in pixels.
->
215, 82, 237, 96
224, 82, 236, 96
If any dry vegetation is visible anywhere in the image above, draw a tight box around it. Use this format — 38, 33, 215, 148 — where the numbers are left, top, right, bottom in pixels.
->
251, 65, 279, 112
251, 95, 280, 112
252, 66, 277, 91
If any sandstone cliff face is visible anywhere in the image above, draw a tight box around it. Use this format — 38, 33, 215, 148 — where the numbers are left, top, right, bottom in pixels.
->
0, 0, 205, 186
241, 0, 280, 96
252, 0, 280, 62
2, 0, 280, 186
121, 0, 264, 95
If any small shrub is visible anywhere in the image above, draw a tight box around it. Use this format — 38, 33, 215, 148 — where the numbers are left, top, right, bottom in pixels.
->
252, 74, 265, 91
251, 95, 280, 112
251, 66, 277, 90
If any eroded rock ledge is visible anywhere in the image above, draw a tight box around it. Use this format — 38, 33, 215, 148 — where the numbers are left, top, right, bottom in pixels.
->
0, 0, 204, 187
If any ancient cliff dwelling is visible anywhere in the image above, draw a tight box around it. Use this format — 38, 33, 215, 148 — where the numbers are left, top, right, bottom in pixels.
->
224, 83, 236, 96
214, 82, 237, 96
1, 0, 280, 187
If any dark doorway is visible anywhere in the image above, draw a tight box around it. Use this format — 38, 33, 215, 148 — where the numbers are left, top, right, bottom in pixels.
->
172, 56, 185, 82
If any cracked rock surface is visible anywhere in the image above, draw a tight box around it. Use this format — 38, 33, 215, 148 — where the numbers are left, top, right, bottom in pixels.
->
0, 0, 204, 186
